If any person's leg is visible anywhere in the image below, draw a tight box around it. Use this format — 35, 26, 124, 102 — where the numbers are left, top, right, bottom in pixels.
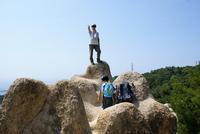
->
108, 98, 113, 107
94, 45, 102, 63
89, 45, 95, 64
103, 97, 108, 109
102, 96, 106, 109
103, 97, 113, 109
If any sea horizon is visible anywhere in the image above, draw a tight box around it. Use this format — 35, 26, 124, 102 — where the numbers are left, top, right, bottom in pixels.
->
0, 90, 7, 95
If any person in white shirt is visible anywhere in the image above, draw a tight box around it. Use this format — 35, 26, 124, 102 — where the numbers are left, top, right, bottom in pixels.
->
88, 24, 102, 65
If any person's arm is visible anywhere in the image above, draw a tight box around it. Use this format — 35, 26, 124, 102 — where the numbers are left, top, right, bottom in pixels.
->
98, 84, 104, 101
98, 84, 103, 101
97, 32, 100, 44
88, 25, 91, 35
98, 37, 100, 45
97, 85, 101, 102
98, 92, 101, 102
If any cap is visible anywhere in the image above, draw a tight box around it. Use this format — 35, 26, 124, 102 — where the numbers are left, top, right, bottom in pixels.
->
101, 75, 109, 81
91, 24, 96, 28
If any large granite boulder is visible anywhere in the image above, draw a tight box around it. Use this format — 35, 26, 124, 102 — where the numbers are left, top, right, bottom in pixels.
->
81, 61, 112, 80
70, 77, 99, 105
70, 61, 112, 105
83, 102, 103, 131
138, 98, 177, 134
113, 72, 150, 101
0, 78, 49, 134
94, 103, 152, 134
23, 80, 92, 134
0, 79, 91, 134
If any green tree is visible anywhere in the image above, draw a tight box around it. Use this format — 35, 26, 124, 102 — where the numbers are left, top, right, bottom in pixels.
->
143, 65, 200, 134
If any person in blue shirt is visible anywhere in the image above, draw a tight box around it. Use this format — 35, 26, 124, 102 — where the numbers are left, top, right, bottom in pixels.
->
98, 76, 114, 109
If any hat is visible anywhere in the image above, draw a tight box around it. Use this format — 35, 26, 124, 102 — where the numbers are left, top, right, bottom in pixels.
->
101, 75, 109, 81
91, 24, 96, 28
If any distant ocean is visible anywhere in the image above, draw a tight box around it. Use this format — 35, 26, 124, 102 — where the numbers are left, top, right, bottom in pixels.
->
0, 81, 11, 95
0, 90, 7, 95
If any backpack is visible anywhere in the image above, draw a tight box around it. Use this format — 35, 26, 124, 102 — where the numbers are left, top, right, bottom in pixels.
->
117, 81, 134, 103
103, 83, 114, 97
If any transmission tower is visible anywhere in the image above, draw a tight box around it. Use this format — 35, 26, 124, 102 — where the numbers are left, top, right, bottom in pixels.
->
131, 63, 134, 72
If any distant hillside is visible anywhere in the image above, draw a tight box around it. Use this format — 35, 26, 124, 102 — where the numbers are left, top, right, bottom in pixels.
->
143, 65, 200, 134
0, 95, 4, 104
0, 90, 7, 104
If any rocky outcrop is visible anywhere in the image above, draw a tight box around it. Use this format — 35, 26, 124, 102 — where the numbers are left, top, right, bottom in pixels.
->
113, 72, 150, 101
81, 61, 112, 80
94, 103, 152, 134
89, 70, 176, 134
0, 79, 91, 134
138, 98, 177, 134
0, 62, 177, 134
83, 102, 103, 131
70, 61, 112, 105
70, 76, 99, 105
0, 78, 49, 134
24, 80, 91, 134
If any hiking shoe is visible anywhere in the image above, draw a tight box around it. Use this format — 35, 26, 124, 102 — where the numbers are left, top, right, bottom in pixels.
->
91, 62, 95, 65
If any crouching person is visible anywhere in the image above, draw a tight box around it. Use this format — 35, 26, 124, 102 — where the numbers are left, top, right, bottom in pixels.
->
116, 81, 136, 104
98, 76, 115, 109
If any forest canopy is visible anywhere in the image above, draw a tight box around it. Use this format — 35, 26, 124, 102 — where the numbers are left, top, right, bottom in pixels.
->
143, 64, 200, 134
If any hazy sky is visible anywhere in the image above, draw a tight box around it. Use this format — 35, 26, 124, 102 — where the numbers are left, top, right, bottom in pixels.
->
0, 0, 200, 89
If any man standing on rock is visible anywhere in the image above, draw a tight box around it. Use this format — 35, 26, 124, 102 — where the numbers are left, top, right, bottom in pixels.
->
88, 24, 102, 65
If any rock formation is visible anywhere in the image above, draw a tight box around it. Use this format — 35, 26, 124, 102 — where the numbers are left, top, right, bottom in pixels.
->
94, 103, 152, 134
0, 78, 49, 134
71, 62, 177, 134
138, 98, 177, 134
70, 77, 99, 105
0, 79, 91, 134
70, 61, 112, 105
0, 61, 177, 134
81, 61, 112, 80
